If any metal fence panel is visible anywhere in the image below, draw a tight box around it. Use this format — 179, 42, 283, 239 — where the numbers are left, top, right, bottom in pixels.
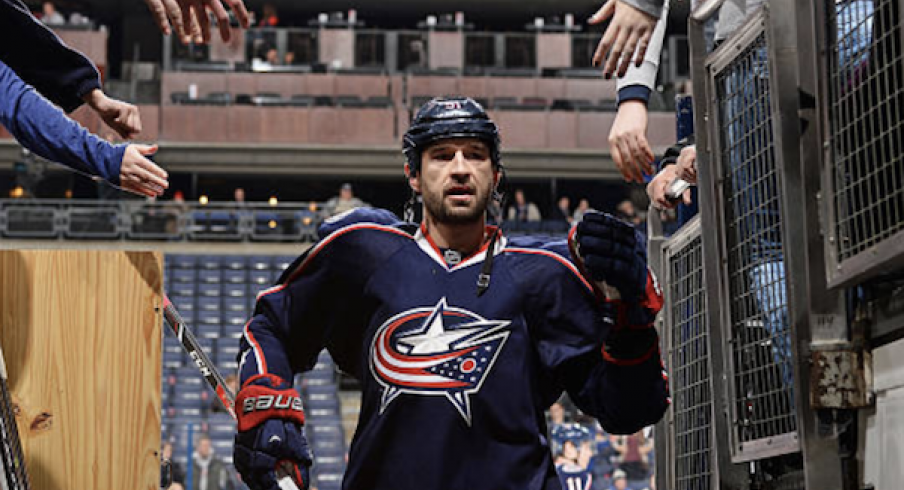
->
661, 218, 715, 490
823, 0, 904, 287
705, 10, 799, 461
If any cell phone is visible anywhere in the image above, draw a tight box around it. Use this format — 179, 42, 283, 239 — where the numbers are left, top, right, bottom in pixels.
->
666, 178, 693, 202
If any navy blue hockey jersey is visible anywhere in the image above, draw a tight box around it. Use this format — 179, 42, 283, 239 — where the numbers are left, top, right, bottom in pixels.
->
239, 208, 669, 490
556, 464, 593, 490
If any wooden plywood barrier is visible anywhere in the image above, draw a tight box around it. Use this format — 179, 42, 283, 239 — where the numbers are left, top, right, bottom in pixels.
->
0, 250, 162, 490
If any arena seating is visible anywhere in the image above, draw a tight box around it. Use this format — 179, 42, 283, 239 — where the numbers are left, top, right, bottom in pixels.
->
161, 253, 346, 489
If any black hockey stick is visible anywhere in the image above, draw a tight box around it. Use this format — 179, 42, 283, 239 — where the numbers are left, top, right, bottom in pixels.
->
161, 295, 301, 490
0, 344, 30, 490
162, 295, 236, 418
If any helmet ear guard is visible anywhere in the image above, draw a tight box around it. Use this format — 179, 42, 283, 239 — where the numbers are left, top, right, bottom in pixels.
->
402, 96, 502, 178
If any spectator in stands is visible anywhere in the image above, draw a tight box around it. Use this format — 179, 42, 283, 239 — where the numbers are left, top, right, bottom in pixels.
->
608, 469, 628, 490
556, 439, 579, 466
551, 196, 573, 225
324, 183, 368, 217
233, 187, 248, 207
284, 51, 296, 66
192, 434, 234, 490
162, 441, 186, 485
0, 60, 169, 197
507, 189, 542, 222
264, 47, 280, 65
259, 3, 279, 26
40, 1, 65, 25
616, 199, 643, 228
590, 425, 618, 490
573, 198, 592, 223
612, 431, 653, 481
549, 401, 567, 427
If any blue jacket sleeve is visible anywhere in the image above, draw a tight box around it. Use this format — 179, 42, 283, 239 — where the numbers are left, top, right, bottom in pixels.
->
0, 0, 101, 113
0, 60, 123, 184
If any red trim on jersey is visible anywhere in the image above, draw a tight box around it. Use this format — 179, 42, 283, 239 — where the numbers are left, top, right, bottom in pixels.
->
503, 247, 594, 293
243, 319, 268, 374
600, 343, 659, 366
419, 223, 499, 267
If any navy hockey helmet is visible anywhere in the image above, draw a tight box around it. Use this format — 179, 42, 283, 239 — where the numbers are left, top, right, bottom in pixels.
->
403, 96, 501, 176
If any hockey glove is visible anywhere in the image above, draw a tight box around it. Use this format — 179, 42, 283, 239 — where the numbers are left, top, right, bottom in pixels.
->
570, 211, 663, 365
234, 374, 312, 490
572, 211, 648, 302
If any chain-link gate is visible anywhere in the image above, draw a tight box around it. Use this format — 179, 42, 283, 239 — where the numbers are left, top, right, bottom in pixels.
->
821, 0, 904, 288
698, 8, 800, 462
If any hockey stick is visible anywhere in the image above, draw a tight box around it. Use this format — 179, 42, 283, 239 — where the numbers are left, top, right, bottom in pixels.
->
0, 344, 30, 490
161, 296, 301, 490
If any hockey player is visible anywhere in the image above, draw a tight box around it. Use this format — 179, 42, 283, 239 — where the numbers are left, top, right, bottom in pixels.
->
233, 97, 669, 490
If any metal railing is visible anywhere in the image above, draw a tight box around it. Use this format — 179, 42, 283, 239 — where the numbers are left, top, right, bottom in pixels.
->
163, 26, 609, 76
819, 0, 904, 288
0, 199, 323, 242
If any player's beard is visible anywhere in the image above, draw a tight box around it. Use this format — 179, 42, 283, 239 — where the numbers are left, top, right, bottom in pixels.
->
421, 180, 493, 225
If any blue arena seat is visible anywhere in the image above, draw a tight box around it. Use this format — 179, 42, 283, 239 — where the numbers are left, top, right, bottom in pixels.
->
198, 269, 223, 284
223, 269, 248, 284
223, 296, 248, 312
249, 269, 272, 286
172, 269, 196, 283
248, 256, 271, 271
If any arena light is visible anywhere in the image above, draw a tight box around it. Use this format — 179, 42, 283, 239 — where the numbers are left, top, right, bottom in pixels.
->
268, 220, 277, 229
199, 195, 209, 206
9, 186, 24, 198
268, 196, 278, 206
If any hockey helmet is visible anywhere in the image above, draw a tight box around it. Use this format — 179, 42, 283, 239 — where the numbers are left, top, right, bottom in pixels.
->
403, 96, 501, 176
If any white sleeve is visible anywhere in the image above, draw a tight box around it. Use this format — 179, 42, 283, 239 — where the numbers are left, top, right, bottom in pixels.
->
616, 0, 670, 92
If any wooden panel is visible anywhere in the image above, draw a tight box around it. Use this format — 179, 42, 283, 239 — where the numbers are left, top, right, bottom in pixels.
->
458, 77, 491, 100
576, 112, 616, 149
334, 75, 391, 98
228, 73, 261, 97
547, 111, 579, 148
228, 105, 263, 142
487, 78, 537, 99
536, 79, 567, 101
565, 78, 617, 100
536, 33, 570, 70
256, 74, 303, 97
493, 110, 549, 148
0, 250, 162, 490
304, 74, 336, 96
319, 29, 355, 69
259, 107, 310, 143
428, 32, 464, 69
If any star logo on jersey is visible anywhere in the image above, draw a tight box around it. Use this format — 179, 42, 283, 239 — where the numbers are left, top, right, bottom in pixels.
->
370, 298, 510, 425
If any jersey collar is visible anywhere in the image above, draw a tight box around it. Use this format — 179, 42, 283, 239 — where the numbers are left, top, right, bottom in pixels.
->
414, 223, 507, 271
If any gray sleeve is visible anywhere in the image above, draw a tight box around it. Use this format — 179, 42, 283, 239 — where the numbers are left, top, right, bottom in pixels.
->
617, 0, 670, 92
619, 0, 664, 18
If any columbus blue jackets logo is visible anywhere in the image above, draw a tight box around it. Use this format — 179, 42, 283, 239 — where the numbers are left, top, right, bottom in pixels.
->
370, 298, 510, 425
